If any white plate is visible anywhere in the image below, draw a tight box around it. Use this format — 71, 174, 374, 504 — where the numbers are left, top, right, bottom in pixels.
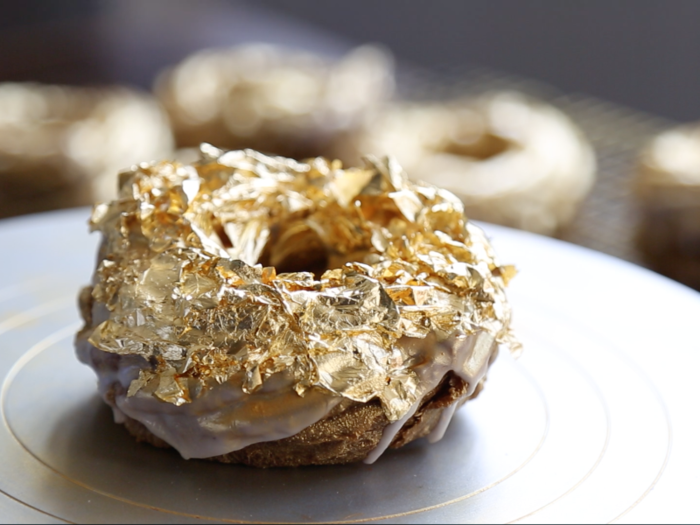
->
0, 208, 697, 524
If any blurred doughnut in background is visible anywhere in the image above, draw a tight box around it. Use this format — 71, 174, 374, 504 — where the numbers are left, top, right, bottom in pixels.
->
156, 44, 394, 160
0, 84, 173, 218
345, 92, 596, 235
636, 123, 700, 288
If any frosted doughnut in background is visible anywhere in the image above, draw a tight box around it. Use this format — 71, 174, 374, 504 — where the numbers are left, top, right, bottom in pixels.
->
350, 92, 596, 236
155, 44, 394, 160
635, 123, 700, 288
0, 83, 174, 216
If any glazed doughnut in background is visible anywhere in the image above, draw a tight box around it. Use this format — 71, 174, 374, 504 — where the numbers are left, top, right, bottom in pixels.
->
635, 123, 700, 288
155, 44, 394, 160
346, 91, 596, 236
0, 83, 174, 218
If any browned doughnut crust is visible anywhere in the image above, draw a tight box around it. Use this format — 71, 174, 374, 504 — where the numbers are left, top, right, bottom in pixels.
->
111, 371, 486, 468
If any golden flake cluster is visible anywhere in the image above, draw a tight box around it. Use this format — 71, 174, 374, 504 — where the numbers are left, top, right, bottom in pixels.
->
85, 145, 517, 421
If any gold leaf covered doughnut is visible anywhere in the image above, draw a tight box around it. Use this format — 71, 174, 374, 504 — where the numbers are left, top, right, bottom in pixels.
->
76, 146, 518, 465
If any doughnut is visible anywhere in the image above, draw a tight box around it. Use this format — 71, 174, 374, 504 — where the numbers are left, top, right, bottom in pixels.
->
154, 44, 393, 160
346, 91, 596, 235
0, 83, 174, 217
75, 145, 519, 467
636, 123, 700, 288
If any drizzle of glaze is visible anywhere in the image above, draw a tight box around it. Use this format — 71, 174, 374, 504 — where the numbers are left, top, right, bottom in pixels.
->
77, 301, 498, 462
363, 402, 420, 464
364, 331, 496, 463
77, 336, 343, 459
427, 403, 457, 444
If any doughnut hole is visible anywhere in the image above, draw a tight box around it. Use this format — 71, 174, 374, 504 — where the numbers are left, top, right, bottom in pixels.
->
441, 132, 511, 160
260, 221, 374, 278
262, 222, 329, 277
436, 109, 512, 161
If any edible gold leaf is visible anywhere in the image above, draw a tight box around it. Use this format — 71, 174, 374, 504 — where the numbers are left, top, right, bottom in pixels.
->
83, 147, 517, 422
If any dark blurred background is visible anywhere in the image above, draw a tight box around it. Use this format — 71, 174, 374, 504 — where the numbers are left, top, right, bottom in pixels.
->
1, 0, 699, 121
